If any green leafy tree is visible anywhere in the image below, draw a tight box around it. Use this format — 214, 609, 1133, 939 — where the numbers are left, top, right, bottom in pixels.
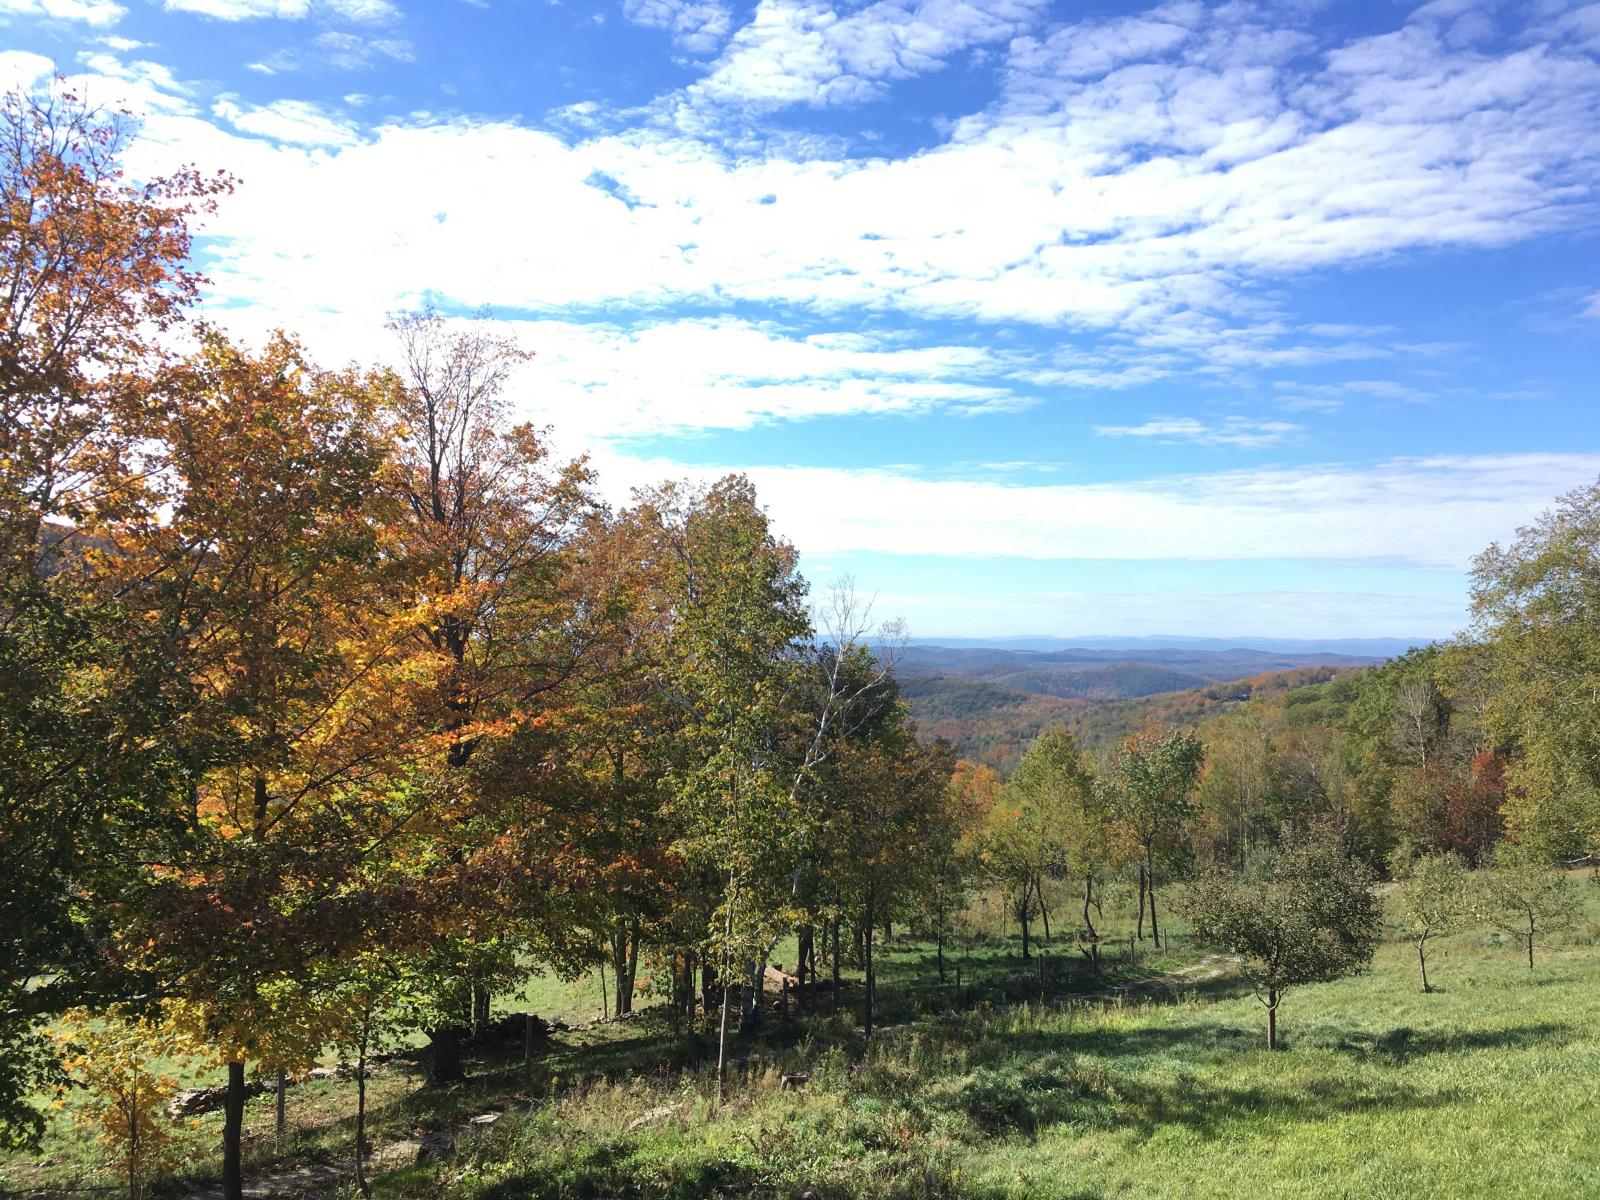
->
1470, 480, 1600, 860
1182, 824, 1381, 1049
1107, 727, 1204, 944
1391, 851, 1476, 992
1481, 843, 1580, 970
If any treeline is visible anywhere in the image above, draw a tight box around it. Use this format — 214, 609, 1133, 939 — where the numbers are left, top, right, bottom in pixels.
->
0, 89, 977, 1193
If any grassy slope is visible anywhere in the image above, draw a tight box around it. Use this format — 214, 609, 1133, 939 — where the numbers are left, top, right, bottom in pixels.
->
8, 880, 1600, 1198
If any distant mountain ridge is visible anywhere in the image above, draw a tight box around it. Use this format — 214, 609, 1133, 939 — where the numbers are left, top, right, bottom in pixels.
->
906, 634, 1427, 657
886, 635, 1403, 771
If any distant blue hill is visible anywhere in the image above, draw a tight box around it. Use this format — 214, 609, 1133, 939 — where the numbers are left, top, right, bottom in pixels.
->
908, 635, 1428, 658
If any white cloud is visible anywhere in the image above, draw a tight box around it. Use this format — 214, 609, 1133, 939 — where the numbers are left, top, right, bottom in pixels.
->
685, 0, 1046, 111
586, 451, 1600, 568
1094, 416, 1304, 448
624, 0, 733, 52
0, 50, 56, 92
0, 0, 123, 25
1582, 290, 1600, 319
212, 96, 361, 145
162, 0, 397, 20
79, 0, 1600, 431
164, 0, 309, 17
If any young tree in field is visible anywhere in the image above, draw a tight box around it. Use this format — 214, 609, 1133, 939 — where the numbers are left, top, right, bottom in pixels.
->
0, 85, 227, 1148
922, 759, 993, 984
1481, 844, 1580, 970
1391, 851, 1476, 993
1470, 480, 1600, 860
1107, 727, 1204, 944
994, 727, 1098, 960
1182, 824, 1381, 1050
827, 724, 955, 1037
55, 1010, 204, 1200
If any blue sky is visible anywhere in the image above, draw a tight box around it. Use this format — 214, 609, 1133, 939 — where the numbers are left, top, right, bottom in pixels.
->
3, 0, 1598, 639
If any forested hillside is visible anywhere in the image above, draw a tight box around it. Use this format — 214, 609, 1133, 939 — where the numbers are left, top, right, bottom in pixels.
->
906, 664, 1363, 770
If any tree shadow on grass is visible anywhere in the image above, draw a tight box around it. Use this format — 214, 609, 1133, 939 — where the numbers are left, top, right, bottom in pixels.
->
1316, 1021, 1575, 1066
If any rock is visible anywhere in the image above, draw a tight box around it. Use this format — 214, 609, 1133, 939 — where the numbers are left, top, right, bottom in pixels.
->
625, 1103, 678, 1132
416, 1132, 456, 1165
491, 1012, 551, 1044
307, 1066, 339, 1080
167, 1080, 267, 1118
468, 1111, 501, 1126
780, 1073, 809, 1091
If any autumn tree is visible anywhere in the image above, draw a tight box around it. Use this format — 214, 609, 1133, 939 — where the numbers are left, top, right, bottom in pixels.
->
385, 308, 593, 1082
0, 84, 226, 1148
117, 330, 421, 1199
923, 759, 996, 983
55, 1009, 204, 1200
1182, 823, 1381, 1049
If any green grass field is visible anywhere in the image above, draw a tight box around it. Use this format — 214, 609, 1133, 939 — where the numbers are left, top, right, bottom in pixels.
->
6, 877, 1599, 1198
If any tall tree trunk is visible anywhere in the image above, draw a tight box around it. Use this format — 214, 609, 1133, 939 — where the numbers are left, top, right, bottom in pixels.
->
863, 895, 876, 1039
716, 956, 733, 1104
1082, 877, 1099, 971
354, 1021, 371, 1197
1136, 865, 1147, 940
716, 885, 735, 1103
1147, 859, 1161, 946
128, 1057, 139, 1200
222, 1060, 246, 1200
831, 920, 841, 1014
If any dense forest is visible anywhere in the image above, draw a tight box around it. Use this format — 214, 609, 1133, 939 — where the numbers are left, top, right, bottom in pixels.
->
6, 87, 1600, 1200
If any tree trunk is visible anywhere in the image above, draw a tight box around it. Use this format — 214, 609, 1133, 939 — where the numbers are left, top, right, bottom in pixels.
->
1266, 989, 1279, 1051
1018, 891, 1031, 960
472, 985, 491, 1039
1082, 877, 1099, 971
1417, 936, 1431, 993
128, 1056, 139, 1200
936, 917, 946, 985
863, 895, 876, 1039
702, 956, 717, 1017
222, 1060, 246, 1200
1037, 873, 1051, 943
1136, 865, 1148, 940
1147, 864, 1160, 947
523, 1011, 537, 1082
716, 957, 733, 1104
274, 1068, 286, 1139
354, 1023, 371, 1197
831, 920, 841, 1014
427, 1028, 462, 1084
717, 885, 735, 1104
1527, 913, 1536, 969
